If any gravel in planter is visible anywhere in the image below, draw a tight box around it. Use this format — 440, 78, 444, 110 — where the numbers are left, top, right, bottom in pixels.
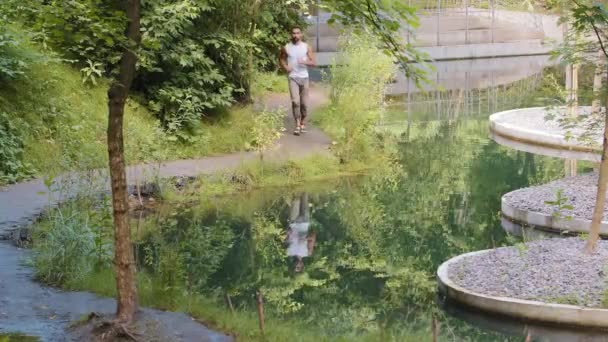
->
448, 238, 608, 307
503, 172, 608, 222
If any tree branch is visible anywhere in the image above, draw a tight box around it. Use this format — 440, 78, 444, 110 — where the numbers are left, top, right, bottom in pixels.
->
572, 0, 608, 58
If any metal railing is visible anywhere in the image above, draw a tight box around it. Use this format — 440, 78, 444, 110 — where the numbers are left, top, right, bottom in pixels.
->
307, 0, 544, 50
404, 0, 544, 46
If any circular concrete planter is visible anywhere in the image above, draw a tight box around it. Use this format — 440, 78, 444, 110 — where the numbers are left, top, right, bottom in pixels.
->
501, 196, 608, 236
438, 250, 608, 329
500, 215, 557, 239
445, 297, 608, 339
489, 107, 601, 162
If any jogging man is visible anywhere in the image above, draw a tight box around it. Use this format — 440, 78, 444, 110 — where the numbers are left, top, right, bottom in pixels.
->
280, 26, 315, 136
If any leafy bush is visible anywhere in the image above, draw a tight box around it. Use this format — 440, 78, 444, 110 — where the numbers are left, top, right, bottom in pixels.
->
2, 0, 125, 71
0, 112, 33, 183
0, 29, 27, 80
316, 33, 396, 163
250, 109, 285, 151
0, 11, 36, 82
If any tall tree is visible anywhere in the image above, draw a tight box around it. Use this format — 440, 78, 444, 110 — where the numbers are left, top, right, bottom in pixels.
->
108, 0, 141, 322
566, 0, 608, 252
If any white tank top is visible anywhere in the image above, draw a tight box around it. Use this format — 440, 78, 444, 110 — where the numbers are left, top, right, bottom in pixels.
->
285, 42, 309, 79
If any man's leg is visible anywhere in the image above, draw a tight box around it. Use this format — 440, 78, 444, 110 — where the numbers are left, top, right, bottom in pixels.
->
288, 78, 302, 134
300, 192, 309, 221
290, 196, 301, 222
299, 78, 309, 132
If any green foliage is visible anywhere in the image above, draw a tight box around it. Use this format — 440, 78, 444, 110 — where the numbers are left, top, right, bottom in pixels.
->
140, 0, 235, 133
80, 59, 104, 86
29, 59, 567, 340
0, 35, 286, 183
249, 109, 284, 152
0, 334, 39, 342
3, 0, 431, 135
0, 40, 164, 178
2, 0, 125, 68
0, 27, 27, 80
251, 71, 289, 97
316, 33, 395, 163
569, 2, 608, 36
31, 198, 113, 286
544, 189, 574, 221
136, 209, 236, 293
191, 154, 363, 197
0, 112, 33, 183
550, 1, 608, 64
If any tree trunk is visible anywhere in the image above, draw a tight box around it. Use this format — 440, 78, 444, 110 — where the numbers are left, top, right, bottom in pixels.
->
431, 315, 439, 342
593, 50, 605, 114
256, 290, 265, 334
566, 63, 579, 116
586, 77, 608, 253
108, 0, 141, 323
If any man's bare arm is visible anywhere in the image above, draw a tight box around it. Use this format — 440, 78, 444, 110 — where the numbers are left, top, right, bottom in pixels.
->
279, 47, 292, 72
307, 231, 317, 255
305, 45, 316, 67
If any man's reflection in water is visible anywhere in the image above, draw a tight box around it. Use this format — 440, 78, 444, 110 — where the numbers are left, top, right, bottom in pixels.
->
286, 192, 316, 273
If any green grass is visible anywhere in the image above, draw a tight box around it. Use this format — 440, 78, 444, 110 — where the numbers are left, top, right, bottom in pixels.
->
176, 154, 372, 201
0, 334, 39, 342
251, 71, 289, 98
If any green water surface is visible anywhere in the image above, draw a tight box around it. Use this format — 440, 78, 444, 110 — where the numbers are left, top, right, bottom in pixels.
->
131, 65, 596, 340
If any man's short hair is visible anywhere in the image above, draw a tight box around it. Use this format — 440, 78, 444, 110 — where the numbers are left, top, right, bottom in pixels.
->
291, 26, 302, 32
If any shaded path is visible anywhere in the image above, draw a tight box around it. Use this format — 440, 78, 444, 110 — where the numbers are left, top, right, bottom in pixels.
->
0, 86, 331, 340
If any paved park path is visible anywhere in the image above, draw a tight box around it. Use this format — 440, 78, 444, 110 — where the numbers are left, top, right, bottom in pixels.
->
0, 86, 331, 341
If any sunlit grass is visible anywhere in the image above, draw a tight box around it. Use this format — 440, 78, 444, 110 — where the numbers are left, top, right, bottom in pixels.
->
251, 71, 289, 97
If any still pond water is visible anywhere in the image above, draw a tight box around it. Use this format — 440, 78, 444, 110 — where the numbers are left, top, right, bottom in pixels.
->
133, 58, 599, 341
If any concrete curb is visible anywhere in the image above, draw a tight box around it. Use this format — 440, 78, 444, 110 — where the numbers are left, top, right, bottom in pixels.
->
437, 250, 608, 329
501, 196, 608, 236
489, 107, 601, 162
500, 216, 557, 240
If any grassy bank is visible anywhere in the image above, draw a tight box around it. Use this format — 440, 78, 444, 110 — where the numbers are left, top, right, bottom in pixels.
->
0, 28, 287, 184
64, 267, 430, 342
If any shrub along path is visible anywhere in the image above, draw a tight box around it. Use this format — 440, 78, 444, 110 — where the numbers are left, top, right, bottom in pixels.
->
0, 85, 330, 340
